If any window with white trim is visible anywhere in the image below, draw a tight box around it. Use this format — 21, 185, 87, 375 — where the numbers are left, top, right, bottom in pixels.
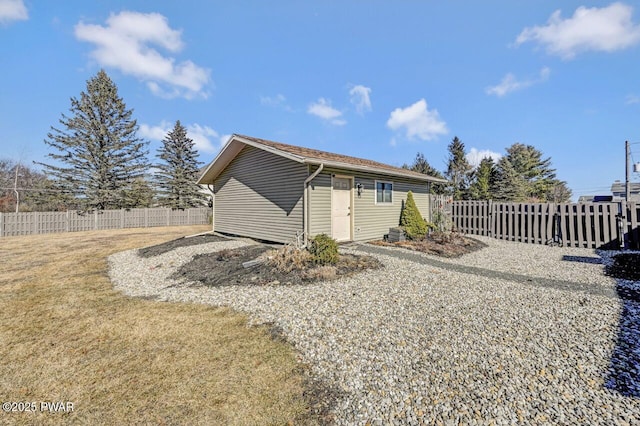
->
375, 181, 393, 204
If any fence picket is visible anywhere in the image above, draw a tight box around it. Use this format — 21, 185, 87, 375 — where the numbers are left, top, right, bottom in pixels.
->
630, 202, 639, 249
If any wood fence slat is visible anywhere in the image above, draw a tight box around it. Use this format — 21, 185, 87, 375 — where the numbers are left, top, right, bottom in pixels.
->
518, 204, 525, 243
576, 204, 584, 248
584, 204, 593, 248
630, 202, 639, 249
566, 203, 575, 246
594, 204, 603, 247
545, 204, 554, 243
600, 204, 611, 246
609, 203, 618, 247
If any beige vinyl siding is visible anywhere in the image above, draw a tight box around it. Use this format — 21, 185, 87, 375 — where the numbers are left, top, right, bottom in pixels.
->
214, 145, 307, 243
353, 173, 429, 241
307, 167, 429, 242
307, 168, 332, 236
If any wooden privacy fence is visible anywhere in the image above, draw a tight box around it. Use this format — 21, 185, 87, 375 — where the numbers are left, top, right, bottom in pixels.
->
451, 200, 640, 250
0, 207, 211, 237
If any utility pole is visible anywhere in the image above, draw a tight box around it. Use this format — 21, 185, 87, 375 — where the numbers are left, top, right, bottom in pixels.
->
13, 163, 20, 213
626, 140, 631, 201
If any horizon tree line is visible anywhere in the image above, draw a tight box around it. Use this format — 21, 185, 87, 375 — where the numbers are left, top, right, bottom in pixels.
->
403, 136, 572, 203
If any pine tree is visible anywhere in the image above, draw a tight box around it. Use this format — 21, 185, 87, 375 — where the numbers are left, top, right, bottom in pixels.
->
445, 136, 472, 200
492, 157, 527, 201
468, 157, 496, 200
402, 152, 447, 194
400, 191, 427, 240
121, 177, 155, 208
155, 120, 207, 209
504, 143, 557, 201
37, 70, 149, 210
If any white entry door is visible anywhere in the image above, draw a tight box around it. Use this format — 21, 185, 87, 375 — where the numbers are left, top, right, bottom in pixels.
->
332, 177, 352, 242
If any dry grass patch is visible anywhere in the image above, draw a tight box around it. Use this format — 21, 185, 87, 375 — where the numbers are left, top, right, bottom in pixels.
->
0, 226, 317, 425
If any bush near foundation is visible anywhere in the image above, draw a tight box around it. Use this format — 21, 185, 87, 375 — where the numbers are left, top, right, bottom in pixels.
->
400, 191, 427, 240
309, 234, 339, 265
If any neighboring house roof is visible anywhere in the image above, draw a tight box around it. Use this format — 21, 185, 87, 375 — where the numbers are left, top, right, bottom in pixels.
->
198, 134, 448, 184
611, 182, 640, 195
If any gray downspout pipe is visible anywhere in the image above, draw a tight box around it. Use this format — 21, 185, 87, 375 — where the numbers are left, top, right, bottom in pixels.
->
303, 164, 324, 243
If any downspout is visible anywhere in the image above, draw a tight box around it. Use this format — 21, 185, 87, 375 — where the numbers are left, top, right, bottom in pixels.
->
207, 183, 215, 231
303, 163, 324, 243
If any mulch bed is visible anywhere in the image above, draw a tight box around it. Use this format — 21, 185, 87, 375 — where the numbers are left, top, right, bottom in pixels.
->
370, 233, 487, 258
171, 245, 382, 287
138, 234, 229, 258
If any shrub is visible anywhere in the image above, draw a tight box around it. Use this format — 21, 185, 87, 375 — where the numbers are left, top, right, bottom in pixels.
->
264, 246, 312, 273
308, 234, 339, 265
400, 191, 427, 240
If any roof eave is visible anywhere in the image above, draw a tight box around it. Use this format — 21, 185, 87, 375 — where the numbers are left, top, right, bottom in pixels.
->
303, 159, 448, 183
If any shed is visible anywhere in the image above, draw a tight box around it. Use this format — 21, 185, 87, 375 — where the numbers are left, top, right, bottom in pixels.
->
197, 134, 447, 244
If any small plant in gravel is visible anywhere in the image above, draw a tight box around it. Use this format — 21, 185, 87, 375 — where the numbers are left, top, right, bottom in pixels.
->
264, 245, 313, 273
400, 191, 427, 240
308, 234, 339, 265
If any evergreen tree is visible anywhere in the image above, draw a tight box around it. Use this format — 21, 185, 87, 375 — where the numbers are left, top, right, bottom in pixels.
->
400, 191, 427, 239
504, 143, 557, 201
121, 177, 155, 208
155, 120, 207, 208
468, 157, 496, 200
37, 70, 149, 210
445, 136, 472, 199
402, 152, 447, 194
492, 157, 527, 201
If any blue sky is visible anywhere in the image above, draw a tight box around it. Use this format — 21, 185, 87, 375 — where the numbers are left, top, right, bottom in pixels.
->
2, 1, 640, 200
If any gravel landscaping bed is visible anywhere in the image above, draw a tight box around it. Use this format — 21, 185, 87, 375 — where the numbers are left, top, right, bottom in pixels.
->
380, 235, 615, 287
108, 236, 640, 425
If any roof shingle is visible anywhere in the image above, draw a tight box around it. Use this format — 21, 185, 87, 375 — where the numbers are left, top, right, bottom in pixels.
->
234, 134, 445, 182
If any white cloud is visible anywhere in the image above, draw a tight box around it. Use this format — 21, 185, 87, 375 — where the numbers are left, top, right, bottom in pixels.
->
386, 99, 448, 141
516, 3, 640, 59
139, 121, 171, 140
349, 85, 372, 114
486, 67, 550, 97
625, 94, 640, 104
466, 148, 502, 169
0, 0, 27, 24
260, 94, 286, 106
307, 98, 346, 126
139, 121, 222, 154
260, 94, 293, 111
75, 11, 210, 99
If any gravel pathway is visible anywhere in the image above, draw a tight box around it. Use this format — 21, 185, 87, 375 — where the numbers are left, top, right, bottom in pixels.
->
108, 237, 640, 425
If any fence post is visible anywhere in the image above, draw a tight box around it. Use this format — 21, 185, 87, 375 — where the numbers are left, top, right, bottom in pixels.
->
167, 208, 171, 226
121, 209, 125, 229
33, 212, 38, 235
94, 210, 98, 230
0, 212, 3, 237
187, 208, 190, 224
